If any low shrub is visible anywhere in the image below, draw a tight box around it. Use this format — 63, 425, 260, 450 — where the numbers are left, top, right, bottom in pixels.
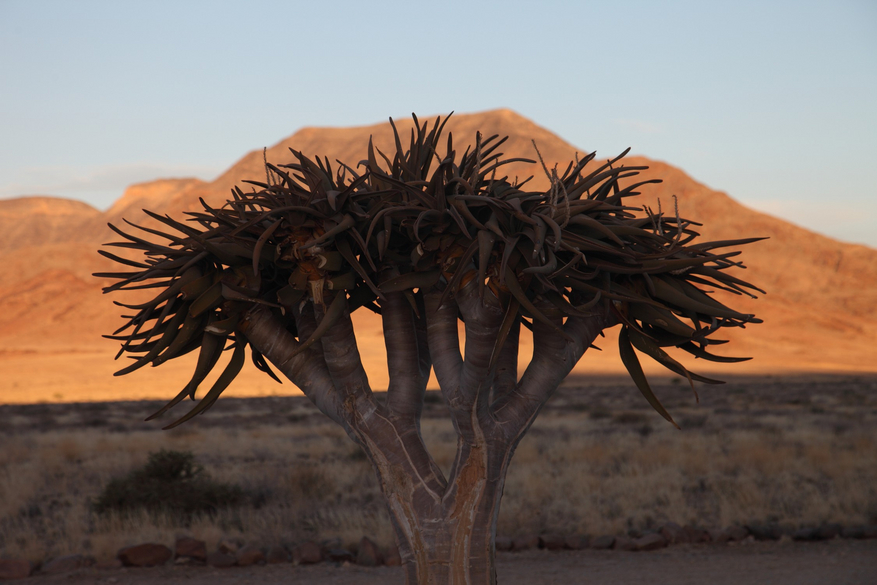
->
92, 449, 245, 519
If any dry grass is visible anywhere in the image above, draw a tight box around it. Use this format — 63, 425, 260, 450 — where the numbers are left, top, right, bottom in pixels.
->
1, 375, 875, 565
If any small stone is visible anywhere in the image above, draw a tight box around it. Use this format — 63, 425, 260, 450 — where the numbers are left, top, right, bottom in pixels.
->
326, 549, 354, 563
511, 535, 539, 552
564, 535, 589, 550
815, 524, 842, 540
591, 535, 615, 550
42, 554, 92, 574
683, 525, 711, 543
175, 537, 207, 562
356, 537, 383, 567
635, 533, 668, 551
659, 522, 688, 544
384, 546, 402, 567
746, 524, 783, 541
539, 534, 566, 551
495, 537, 513, 552
117, 543, 173, 567
218, 539, 240, 555
841, 525, 865, 539
721, 526, 749, 543
793, 527, 817, 541
236, 546, 265, 567
206, 551, 237, 568
292, 541, 323, 565
266, 546, 289, 564
0, 559, 32, 580
613, 536, 636, 551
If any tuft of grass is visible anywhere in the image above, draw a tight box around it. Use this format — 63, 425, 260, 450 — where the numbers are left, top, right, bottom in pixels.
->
1, 378, 875, 564
92, 450, 245, 519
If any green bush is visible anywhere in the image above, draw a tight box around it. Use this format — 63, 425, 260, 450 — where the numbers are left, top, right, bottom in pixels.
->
93, 450, 244, 519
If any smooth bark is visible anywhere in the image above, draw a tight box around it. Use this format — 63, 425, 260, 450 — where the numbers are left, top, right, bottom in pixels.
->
238, 281, 614, 584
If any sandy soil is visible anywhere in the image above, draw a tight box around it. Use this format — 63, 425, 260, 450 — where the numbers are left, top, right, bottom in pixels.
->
20, 540, 877, 585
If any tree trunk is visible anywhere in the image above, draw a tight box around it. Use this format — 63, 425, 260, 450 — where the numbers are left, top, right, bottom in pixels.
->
238, 291, 614, 585
359, 416, 513, 585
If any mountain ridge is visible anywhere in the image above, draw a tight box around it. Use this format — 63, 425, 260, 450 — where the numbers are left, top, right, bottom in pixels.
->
0, 108, 874, 403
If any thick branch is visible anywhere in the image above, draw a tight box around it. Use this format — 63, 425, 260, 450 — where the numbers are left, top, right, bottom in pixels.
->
493, 308, 615, 441
423, 290, 463, 397
315, 294, 375, 418
490, 318, 520, 404
239, 305, 350, 431
455, 278, 505, 414
382, 291, 430, 419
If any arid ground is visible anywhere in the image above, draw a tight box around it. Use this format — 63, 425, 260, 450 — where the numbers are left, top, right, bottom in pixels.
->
15, 540, 877, 585
2, 374, 875, 583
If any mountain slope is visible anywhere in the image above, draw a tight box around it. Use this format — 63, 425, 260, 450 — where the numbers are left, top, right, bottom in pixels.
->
1, 109, 874, 403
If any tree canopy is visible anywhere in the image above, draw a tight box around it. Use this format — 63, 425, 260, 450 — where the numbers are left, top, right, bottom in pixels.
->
98, 114, 762, 429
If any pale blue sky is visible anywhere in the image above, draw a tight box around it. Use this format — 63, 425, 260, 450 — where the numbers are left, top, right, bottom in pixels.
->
1, 0, 875, 246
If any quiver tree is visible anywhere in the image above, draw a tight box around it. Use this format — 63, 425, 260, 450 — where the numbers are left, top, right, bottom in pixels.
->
97, 114, 763, 584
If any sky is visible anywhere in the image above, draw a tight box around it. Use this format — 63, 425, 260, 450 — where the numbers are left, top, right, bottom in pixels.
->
1, 0, 875, 247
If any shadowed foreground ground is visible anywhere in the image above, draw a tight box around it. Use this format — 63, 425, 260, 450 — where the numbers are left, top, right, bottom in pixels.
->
21, 540, 877, 585
2, 374, 876, 564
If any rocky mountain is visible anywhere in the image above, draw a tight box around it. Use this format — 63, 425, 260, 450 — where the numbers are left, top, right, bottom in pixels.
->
1, 109, 874, 403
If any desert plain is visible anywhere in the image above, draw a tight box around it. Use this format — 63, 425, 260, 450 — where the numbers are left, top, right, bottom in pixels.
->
1, 109, 876, 583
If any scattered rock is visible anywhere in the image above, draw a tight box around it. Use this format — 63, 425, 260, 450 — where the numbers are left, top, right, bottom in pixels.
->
218, 539, 241, 555
590, 535, 615, 550
564, 535, 590, 550
635, 533, 668, 551
717, 526, 749, 543
495, 537, 513, 552
326, 549, 354, 563
236, 546, 265, 567
841, 525, 866, 539
815, 524, 843, 540
793, 527, 817, 541
539, 534, 566, 551
266, 545, 289, 564
206, 551, 237, 568
746, 524, 783, 541
511, 535, 539, 552
94, 559, 123, 570
683, 525, 711, 543
659, 522, 688, 544
175, 537, 207, 562
117, 543, 173, 567
384, 546, 402, 567
41, 554, 93, 574
0, 559, 32, 580
613, 536, 637, 551
292, 541, 323, 565
321, 538, 343, 552
356, 537, 383, 567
